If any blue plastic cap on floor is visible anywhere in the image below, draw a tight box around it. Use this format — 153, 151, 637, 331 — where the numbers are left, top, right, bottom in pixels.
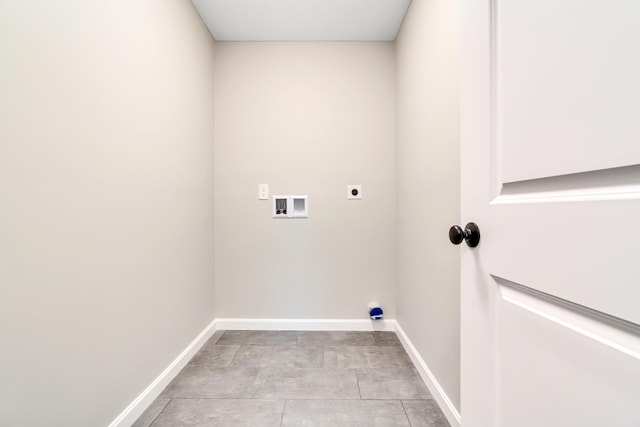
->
369, 307, 383, 320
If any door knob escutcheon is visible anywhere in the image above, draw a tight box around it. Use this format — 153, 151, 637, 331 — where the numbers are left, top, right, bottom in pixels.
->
449, 223, 480, 248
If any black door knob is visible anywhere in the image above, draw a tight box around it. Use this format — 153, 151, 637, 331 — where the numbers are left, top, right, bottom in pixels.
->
449, 223, 480, 248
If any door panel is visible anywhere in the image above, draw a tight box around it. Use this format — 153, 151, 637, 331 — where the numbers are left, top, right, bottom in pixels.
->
487, 200, 639, 324
461, 0, 640, 425
499, 284, 640, 426
497, 0, 640, 182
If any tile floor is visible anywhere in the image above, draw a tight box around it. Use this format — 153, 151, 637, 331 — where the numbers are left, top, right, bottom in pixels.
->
133, 330, 450, 426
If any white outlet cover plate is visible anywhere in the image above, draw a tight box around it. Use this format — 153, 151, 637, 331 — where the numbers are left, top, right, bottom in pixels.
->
347, 185, 362, 199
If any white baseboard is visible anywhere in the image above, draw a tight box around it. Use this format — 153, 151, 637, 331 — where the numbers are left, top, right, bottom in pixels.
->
395, 322, 461, 427
214, 318, 396, 331
110, 317, 460, 427
108, 319, 218, 427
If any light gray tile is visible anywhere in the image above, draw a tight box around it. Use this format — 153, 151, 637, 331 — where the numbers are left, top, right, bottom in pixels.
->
281, 400, 410, 426
159, 366, 259, 398
216, 330, 298, 345
213, 330, 253, 345
230, 345, 323, 368
188, 345, 240, 368
151, 399, 284, 427
373, 331, 401, 346
207, 330, 225, 345
297, 331, 375, 346
131, 398, 169, 427
357, 368, 432, 400
249, 368, 360, 399
324, 346, 413, 369
403, 400, 450, 427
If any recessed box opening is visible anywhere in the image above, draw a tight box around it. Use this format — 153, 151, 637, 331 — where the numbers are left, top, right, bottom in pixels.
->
293, 198, 305, 214
273, 195, 308, 218
274, 197, 287, 216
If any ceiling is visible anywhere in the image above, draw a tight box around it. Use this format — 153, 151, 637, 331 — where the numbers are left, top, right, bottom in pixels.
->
190, 0, 412, 41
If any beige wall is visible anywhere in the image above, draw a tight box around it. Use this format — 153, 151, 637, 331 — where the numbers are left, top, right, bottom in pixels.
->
0, 1, 216, 426
1, 1, 462, 422
396, 0, 462, 412
214, 42, 396, 319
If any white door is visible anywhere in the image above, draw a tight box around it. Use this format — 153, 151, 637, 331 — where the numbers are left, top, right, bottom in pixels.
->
460, 1, 640, 426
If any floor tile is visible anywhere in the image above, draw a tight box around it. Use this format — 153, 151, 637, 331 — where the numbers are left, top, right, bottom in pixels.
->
249, 368, 360, 399
281, 399, 410, 426
403, 400, 450, 427
151, 331, 440, 425
324, 345, 413, 368
357, 368, 432, 400
131, 398, 169, 427
159, 366, 259, 398
373, 331, 402, 346
207, 330, 225, 345
297, 331, 375, 346
230, 345, 323, 368
216, 330, 298, 345
151, 399, 284, 427
188, 345, 240, 368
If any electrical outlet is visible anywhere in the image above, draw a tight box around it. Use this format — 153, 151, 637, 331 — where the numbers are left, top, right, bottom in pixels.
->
347, 185, 362, 199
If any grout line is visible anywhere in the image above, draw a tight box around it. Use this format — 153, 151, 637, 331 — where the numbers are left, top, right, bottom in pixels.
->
168, 397, 293, 401
164, 397, 433, 401
400, 400, 414, 427
279, 400, 287, 427
210, 330, 224, 345
217, 330, 230, 344
147, 398, 171, 427
226, 344, 242, 367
